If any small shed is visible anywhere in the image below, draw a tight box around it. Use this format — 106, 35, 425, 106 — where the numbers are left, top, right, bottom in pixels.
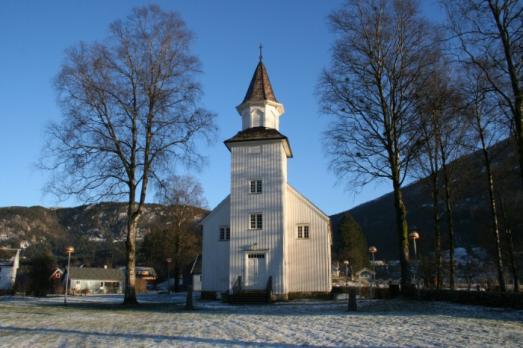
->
67, 267, 124, 295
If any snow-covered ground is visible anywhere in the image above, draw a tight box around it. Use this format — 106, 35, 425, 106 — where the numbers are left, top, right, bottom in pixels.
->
0, 293, 522, 347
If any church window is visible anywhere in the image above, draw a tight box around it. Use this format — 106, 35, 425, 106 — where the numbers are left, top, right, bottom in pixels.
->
219, 226, 230, 241
250, 213, 263, 229
297, 225, 310, 239
249, 180, 262, 193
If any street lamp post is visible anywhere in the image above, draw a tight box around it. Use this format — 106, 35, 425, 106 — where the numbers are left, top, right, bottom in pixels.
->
368, 246, 377, 298
166, 258, 172, 294
64, 246, 74, 305
343, 259, 350, 294
409, 230, 420, 288
409, 231, 420, 260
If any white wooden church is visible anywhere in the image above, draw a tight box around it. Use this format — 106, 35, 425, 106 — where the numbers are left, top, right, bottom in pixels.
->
201, 57, 331, 300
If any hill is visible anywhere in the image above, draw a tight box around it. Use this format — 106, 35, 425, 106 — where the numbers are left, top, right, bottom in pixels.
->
0, 203, 207, 265
331, 139, 523, 261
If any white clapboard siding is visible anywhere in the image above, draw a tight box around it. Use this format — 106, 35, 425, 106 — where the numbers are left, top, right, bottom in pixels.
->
228, 140, 288, 293
201, 196, 231, 292
285, 185, 332, 293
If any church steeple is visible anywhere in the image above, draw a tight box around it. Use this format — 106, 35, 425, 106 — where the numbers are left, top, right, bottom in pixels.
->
241, 61, 278, 104
236, 52, 285, 131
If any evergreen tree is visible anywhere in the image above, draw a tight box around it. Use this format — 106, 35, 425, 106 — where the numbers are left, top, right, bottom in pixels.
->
334, 212, 368, 272
29, 252, 55, 297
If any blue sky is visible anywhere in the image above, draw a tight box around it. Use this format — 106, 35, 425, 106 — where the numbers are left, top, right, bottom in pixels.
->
0, 0, 443, 215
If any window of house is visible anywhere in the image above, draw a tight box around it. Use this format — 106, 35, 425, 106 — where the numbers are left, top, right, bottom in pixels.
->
249, 180, 262, 193
219, 226, 230, 241
249, 213, 263, 229
297, 225, 310, 239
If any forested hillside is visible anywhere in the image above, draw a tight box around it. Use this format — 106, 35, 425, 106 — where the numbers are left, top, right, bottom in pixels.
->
0, 203, 206, 266
331, 140, 522, 262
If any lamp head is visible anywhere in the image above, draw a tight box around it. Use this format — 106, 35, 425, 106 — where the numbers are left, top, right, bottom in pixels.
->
409, 231, 420, 240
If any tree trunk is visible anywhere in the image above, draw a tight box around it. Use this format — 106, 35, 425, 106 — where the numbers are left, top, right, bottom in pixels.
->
516, 127, 523, 188
505, 226, 519, 292
481, 148, 506, 292
124, 192, 139, 305
498, 196, 519, 292
440, 152, 455, 290
392, 178, 410, 292
124, 218, 138, 304
431, 171, 442, 289
477, 116, 506, 292
487, 0, 523, 188
174, 224, 182, 291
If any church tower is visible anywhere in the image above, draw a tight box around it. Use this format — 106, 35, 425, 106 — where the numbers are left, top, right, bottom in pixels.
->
201, 54, 331, 300
224, 56, 292, 294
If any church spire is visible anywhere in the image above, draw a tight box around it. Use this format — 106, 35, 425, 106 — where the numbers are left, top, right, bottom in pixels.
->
241, 53, 278, 104
236, 49, 285, 131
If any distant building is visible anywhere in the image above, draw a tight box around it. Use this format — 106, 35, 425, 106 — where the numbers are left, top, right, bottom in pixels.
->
0, 248, 20, 291
201, 57, 331, 300
49, 267, 64, 281
135, 266, 157, 283
67, 267, 124, 294
355, 267, 376, 282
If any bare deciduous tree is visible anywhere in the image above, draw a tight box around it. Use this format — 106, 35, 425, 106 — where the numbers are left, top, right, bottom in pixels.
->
462, 70, 508, 291
42, 5, 216, 304
318, 0, 438, 290
413, 61, 465, 289
155, 175, 206, 289
443, 0, 523, 186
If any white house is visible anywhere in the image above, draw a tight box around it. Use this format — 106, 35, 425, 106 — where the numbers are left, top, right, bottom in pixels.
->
67, 267, 124, 294
201, 57, 331, 300
0, 248, 20, 291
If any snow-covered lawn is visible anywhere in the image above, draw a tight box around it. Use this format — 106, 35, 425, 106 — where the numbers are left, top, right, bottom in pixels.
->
1, 293, 522, 347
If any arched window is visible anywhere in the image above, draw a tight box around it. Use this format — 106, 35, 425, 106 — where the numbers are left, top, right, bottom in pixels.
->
252, 110, 263, 127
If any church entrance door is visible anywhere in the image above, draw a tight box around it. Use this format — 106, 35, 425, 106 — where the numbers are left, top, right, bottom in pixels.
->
246, 253, 267, 289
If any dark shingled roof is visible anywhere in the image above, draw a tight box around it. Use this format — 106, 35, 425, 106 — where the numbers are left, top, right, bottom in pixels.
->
68, 267, 124, 281
241, 62, 278, 103
224, 127, 293, 157
225, 127, 287, 143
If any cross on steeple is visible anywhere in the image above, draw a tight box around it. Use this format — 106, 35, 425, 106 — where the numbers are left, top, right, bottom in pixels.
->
259, 43, 263, 62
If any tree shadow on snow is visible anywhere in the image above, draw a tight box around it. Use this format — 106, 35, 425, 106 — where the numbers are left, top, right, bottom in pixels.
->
0, 325, 326, 348
36, 297, 523, 323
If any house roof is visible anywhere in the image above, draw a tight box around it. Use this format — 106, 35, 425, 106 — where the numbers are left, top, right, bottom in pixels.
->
241, 61, 278, 104
355, 267, 376, 276
287, 184, 330, 223
68, 267, 124, 281
224, 127, 293, 157
136, 266, 157, 278
199, 195, 230, 226
0, 248, 19, 263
